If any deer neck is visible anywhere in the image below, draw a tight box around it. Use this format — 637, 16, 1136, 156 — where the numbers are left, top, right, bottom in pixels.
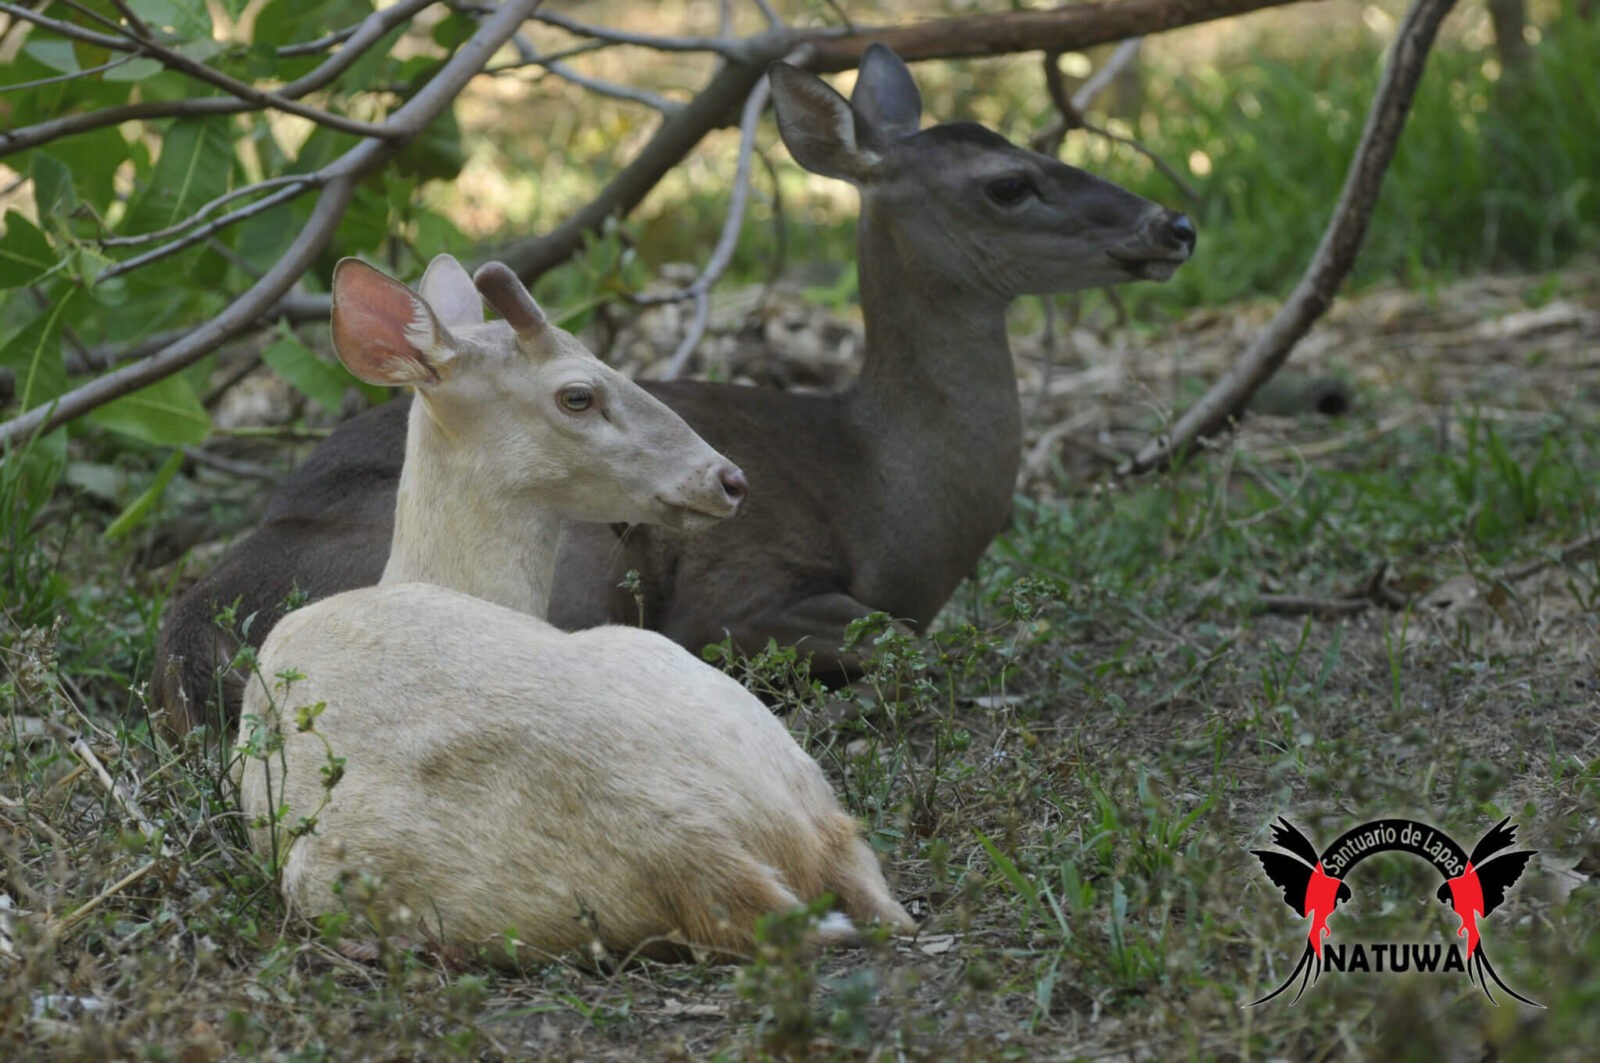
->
381, 401, 558, 618
849, 206, 1021, 454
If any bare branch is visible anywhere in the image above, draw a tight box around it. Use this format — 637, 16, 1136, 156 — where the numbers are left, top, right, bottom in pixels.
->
804, 0, 1316, 72
1074, 37, 1143, 111
0, 0, 543, 449
0, 0, 435, 158
277, 0, 438, 58
529, 9, 756, 62
0, 2, 136, 52
107, 19, 402, 140
1122, 0, 1459, 476
98, 176, 313, 249
650, 49, 809, 378
751, 0, 783, 30
502, 29, 679, 112
0, 54, 141, 93
97, 181, 316, 282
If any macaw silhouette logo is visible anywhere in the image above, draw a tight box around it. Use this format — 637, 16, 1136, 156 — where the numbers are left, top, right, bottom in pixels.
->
1436, 817, 1537, 997
1248, 816, 1540, 1007
1249, 818, 1354, 1004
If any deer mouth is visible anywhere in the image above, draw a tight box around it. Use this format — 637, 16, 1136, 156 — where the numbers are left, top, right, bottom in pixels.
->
1106, 249, 1188, 281
655, 497, 735, 533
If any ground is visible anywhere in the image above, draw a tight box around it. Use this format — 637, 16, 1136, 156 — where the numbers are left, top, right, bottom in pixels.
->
2, 263, 1597, 1060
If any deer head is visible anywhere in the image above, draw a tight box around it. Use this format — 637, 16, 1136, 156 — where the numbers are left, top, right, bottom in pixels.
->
770, 44, 1195, 302
330, 255, 746, 532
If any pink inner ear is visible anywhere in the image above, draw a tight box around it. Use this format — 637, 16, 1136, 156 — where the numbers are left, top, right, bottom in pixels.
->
332, 262, 439, 385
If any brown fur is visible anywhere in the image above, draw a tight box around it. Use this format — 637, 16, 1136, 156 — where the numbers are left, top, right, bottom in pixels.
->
157, 46, 1193, 732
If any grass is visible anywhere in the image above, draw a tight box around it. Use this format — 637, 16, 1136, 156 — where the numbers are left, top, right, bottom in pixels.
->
4, 261, 1598, 1058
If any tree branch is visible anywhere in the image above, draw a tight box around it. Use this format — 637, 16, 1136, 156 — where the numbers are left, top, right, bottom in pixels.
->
654, 46, 811, 379
0, 0, 543, 449
0, 0, 437, 158
1122, 0, 1460, 475
803, 0, 1319, 71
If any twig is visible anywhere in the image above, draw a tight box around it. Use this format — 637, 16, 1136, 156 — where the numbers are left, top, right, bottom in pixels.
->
1122, 0, 1460, 476
0, 54, 141, 93
1037, 42, 1197, 202
97, 181, 316, 282
0, 0, 543, 447
1498, 530, 1600, 585
183, 446, 282, 482
97, 176, 313, 249
484, 38, 610, 74
517, 34, 682, 113
108, 20, 402, 140
751, 0, 782, 30
278, 0, 437, 59
0, 0, 434, 157
51, 860, 164, 935
530, 8, 756, 62
68, 735, 172, 855
653, 47, 811, 378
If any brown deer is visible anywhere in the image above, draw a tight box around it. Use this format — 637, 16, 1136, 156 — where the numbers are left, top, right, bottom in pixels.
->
239, 255, 913, 963
157, 45, 1194, 732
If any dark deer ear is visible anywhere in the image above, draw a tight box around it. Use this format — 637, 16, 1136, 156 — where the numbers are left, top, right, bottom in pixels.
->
769, 62, 881, 184
419, 254, 483, 330
331, 258, 457, 387
851, 44, 921, 140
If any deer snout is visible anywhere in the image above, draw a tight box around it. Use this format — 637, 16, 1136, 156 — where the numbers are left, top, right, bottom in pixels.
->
719, 465, 748, 508
1168, 213, 1196, 254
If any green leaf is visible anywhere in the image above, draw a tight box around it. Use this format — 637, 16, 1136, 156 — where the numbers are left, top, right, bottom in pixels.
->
122, 116, 234, 235
0, 213, 56, 289
0, 289, 75, 413
22, 38, 78, 75
261, 329, 356, 413
129, 0, 214, 40
103, 449, 185, 541
86, 373, 211, 446
29, 154, 76, 217
103, 57, 165, 82
254, 0, 369, 47
36, 129, 131, 214
393, 106, 464, 183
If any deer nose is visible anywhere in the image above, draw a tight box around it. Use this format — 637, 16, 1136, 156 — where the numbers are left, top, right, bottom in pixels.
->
718, 465, 748, 508
1169, 213, 1197, 252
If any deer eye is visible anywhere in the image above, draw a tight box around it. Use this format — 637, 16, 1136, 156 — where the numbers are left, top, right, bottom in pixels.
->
559, 386, 594, 413
985, 175, 1034, 207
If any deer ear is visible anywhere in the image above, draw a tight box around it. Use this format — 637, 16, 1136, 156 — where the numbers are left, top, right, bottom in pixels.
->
472, 262, 554, 356
418, 253, 483, 330
331, 258, 457, 387
769, 62, 881, 184
850, 44, 921, 140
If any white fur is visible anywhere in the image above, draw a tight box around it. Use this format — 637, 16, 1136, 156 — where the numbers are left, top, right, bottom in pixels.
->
235, 256, 913, 963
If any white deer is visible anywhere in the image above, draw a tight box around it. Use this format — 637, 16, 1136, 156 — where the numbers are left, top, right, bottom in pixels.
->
236, 255, 914, 963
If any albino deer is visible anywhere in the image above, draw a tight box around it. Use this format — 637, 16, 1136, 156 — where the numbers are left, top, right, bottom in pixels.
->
158, 45, 1194, 732
238, 255, 913, 963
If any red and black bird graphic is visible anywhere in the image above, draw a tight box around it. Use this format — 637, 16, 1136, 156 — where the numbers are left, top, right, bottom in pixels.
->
1436, 816, 1540, 1006
1247, 817, 1353, 1006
